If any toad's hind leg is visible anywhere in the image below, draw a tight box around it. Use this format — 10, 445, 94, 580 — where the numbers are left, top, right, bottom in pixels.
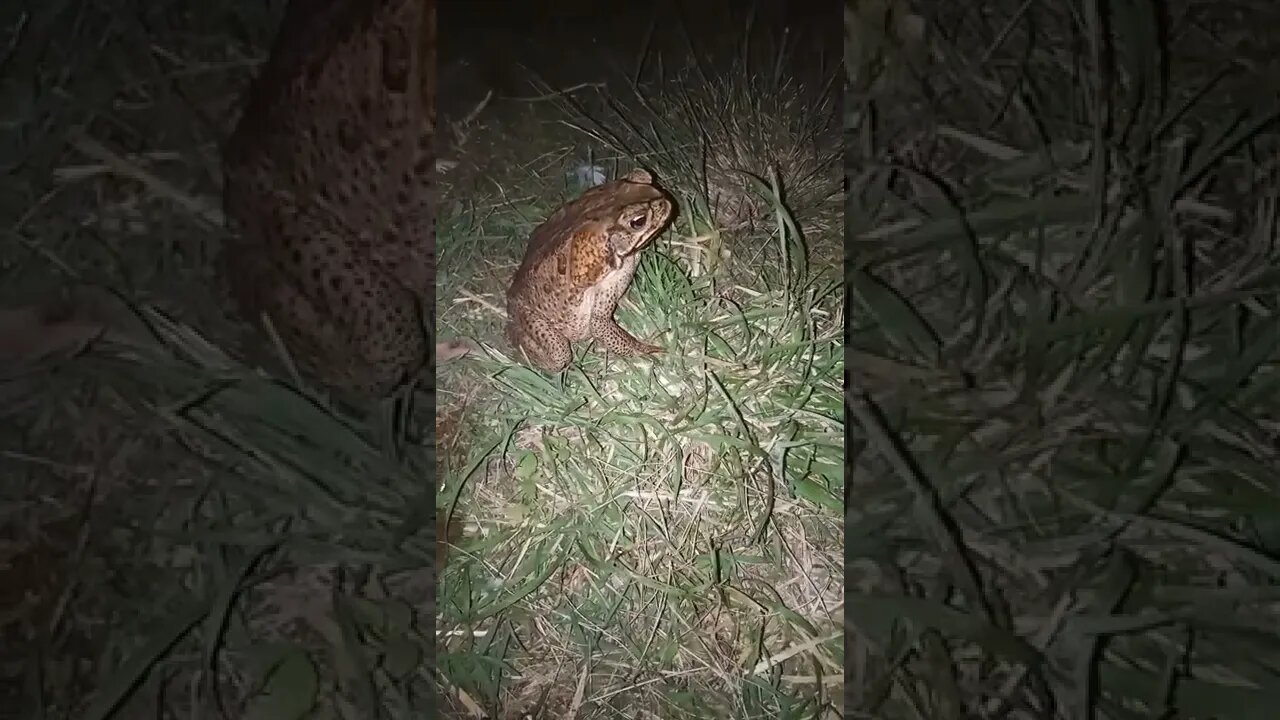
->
590, 313, 662, 358
242, 270, 424, 395
508, 309, 573, 373
225, 220, 426, 395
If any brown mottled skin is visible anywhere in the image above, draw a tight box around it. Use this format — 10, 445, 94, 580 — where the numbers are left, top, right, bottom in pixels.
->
506, 169, 674, 372
220, 0, 435, 395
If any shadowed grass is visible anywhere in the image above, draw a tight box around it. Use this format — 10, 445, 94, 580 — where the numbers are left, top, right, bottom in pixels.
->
2, 2, 449, 717
845, 0, 1280, 717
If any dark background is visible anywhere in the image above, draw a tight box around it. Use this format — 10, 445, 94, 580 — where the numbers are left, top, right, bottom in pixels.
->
437, 0, 841, 121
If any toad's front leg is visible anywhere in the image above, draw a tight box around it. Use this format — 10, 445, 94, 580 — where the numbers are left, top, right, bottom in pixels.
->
590, 312, 662, 357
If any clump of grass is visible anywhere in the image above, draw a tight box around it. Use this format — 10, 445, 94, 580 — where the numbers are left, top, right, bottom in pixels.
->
438, 85, 844, 716
56, 313, 441, 718
1, 295, 442, 718
2, 3, 446, 717
541, 11, 842, 282
846, 0, 1280, 717
435, 19, 844, 707
434, 10, 844, 715
440, 246, 843, 716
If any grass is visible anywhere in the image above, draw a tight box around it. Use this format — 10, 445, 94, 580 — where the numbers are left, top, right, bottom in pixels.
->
439, 253, 843, 716
845, 0, 1280, 717
434, 7, 844, 717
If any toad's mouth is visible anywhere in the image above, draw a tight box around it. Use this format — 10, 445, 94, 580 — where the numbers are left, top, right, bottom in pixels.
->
615, 239, 653, 262
609, 240, 650, 267
622, 224, 670, 257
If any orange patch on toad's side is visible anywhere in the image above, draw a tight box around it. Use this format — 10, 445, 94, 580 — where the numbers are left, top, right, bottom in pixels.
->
567, 230, 606, 286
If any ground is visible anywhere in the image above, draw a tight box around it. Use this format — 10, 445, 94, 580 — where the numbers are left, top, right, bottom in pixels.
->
434, 2, 843, 717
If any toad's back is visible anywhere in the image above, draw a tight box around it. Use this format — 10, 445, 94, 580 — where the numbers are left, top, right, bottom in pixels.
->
221, 0, 436, 395
505, 169, 674, 372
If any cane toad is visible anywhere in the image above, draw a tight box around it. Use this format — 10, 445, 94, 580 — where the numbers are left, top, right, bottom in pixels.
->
506, 169, 674, 372
220, 0, 436, 395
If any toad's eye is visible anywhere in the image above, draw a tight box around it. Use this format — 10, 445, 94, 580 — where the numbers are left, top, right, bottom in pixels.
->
627, 213, 648, 230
